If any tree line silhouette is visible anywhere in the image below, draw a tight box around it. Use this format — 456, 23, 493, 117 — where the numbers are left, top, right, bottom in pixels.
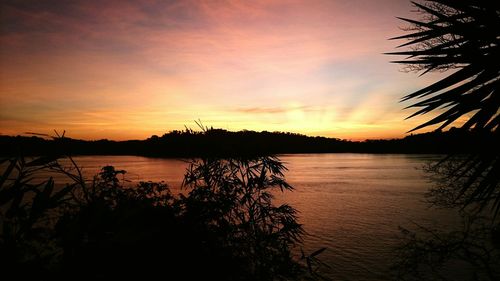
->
0, 127, 495, 157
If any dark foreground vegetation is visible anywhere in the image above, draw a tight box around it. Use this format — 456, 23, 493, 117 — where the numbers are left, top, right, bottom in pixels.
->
0, 127, 497, 157
2, 0, 499, 279
0, 152, 330, 280
388, 0, 500, 279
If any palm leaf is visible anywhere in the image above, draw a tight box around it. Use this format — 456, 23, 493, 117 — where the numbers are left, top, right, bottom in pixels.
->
389, 0, 500, 215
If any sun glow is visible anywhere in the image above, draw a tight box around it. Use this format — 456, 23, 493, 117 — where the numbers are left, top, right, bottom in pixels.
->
0, 0, 440, 140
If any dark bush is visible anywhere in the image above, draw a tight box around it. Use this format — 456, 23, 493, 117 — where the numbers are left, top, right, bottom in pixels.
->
0, 155, 305, 280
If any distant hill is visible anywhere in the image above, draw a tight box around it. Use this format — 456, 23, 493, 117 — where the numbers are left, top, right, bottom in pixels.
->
0, 128, 496, 157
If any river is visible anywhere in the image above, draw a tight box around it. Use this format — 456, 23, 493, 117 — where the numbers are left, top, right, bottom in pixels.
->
39, 153, 461, 280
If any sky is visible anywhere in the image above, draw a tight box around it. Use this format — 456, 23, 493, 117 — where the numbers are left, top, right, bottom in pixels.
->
0, 0, 447, 140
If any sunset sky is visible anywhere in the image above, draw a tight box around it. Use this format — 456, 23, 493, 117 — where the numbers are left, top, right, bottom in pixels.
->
0, 0, 446, 140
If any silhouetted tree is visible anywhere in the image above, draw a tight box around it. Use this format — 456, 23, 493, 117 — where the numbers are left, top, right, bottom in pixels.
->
0, 152, 310, 280
389, 0, 500, 214
181, 156, 304, 280
389, 0, 499, 132
389, 1, 500, 279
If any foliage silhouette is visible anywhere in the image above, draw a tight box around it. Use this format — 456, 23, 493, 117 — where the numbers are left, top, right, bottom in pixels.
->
393, 212, 500, 281
0, 128, 496, 157
1, 147, 317, 280
388, 0, 500, 133
181, 156, 304, 279
389, 1, 500, 279
389, 0, 500, 214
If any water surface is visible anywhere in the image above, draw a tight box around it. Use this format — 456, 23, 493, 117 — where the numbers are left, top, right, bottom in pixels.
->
52, 154, 459, 280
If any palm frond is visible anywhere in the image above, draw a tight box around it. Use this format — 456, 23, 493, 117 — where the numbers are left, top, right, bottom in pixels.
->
390, 0, 500, 216
390, 0, 500, 132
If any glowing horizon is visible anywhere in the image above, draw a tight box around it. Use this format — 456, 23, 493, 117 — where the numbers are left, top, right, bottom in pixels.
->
1, 0, 446, 141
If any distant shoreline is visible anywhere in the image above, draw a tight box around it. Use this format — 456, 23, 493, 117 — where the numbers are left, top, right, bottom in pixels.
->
0, 128, 496, 157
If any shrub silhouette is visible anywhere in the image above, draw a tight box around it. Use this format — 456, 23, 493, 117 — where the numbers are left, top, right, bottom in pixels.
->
1, 153, 306, 280
182, 156, 304, 279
